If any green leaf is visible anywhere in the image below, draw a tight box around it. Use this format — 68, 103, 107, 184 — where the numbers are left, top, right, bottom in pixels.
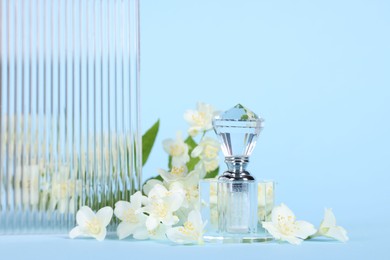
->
184, 136, 199, 172
184, 136, 198, 151
142, 119, 160, 166
144, 175, 163, 183
204, 167, 219, 179
168, 155, 172, 169
187, 157, 200, 172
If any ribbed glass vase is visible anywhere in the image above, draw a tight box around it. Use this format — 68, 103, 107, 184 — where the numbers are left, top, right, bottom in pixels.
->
0, 0, 141, 234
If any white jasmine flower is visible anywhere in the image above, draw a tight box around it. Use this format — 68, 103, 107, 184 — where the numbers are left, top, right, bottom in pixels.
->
202, 159, 219, 173
184, 102, 218, 137
262, 203, 317, 245
191, 137, 220, 160
315, 208, 349, 242
169, 170, 200, 209
158, 164, 188, 183
114, 192, 149, 240
191, 137, 220, 172
143, 179, 164, 196
142, 184, 184, 231
131, 222, 168, 241
69, 206, 113, 241
162, 132, 190, 166
166, 210, 206, 245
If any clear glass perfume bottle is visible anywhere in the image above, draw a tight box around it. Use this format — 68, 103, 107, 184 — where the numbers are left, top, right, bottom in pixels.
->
213, 104, 264, 235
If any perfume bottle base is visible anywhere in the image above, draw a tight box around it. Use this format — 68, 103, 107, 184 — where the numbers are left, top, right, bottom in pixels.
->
199, 179, 275, 243
203, 233, 274, 244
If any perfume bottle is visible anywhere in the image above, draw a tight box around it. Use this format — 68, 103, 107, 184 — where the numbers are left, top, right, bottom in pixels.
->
213, 104, 264, 235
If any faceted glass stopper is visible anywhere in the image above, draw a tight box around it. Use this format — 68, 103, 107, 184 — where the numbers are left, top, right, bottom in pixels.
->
212, 104, 264, 158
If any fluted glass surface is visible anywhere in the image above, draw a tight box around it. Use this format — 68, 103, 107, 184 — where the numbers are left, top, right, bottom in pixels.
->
0, 0, 141, 234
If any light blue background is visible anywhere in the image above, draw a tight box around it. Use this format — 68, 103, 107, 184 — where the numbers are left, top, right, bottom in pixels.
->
140, 0, 390, 258
1, 0, 389, 259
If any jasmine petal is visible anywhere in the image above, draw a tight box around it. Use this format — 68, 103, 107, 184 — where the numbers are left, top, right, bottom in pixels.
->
262, 203, 316, 245
114, 191, 149, 240
166, 210, 205, 245
316, 208, 349, 242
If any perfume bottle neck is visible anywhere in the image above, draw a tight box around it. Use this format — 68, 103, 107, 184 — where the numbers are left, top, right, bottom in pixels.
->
225, 156, 249, 173
220, 156, 255, 181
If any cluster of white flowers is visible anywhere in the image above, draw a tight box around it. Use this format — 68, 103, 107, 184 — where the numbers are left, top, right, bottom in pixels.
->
70, 102, 218, 244
70, 188, 206, 244
161, 102, 220, 178
115, 186, 205, 244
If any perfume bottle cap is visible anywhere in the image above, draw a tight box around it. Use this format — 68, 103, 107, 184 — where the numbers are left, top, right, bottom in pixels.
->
212, 104, 264, 159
